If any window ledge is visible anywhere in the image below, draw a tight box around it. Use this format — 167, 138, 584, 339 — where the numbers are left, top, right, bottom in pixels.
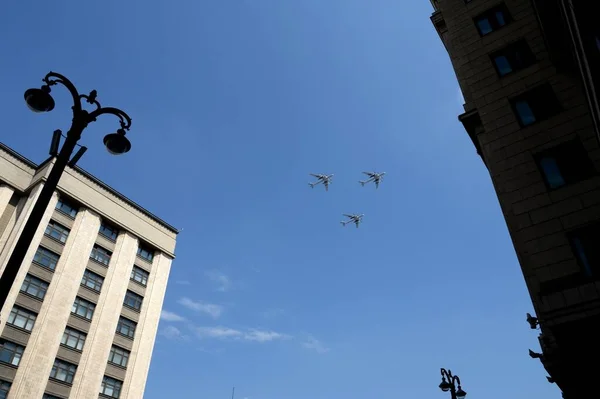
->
31, 260, 56, 273
55, 209, 76, 219
89, 257, 110, 267
122, 304, 141, 313
5, 324, 33, 334
19, 290, 45, 302
0, 361, 18, 369
129, 278, 147, 288
44, 234, 67, 246
59, 344, 83, 353
136, 254, 154, 264
48, 378, 73, 387
70, 313, 93, 323
107, 361, 128, 370
80, 284, 102, 295
115, 331, 134, 340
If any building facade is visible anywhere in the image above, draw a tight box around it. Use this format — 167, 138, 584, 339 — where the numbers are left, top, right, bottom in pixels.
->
0, 143, 178, 399
429, 0, 600, 397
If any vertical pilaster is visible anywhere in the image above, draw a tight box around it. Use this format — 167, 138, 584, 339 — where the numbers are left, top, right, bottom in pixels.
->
9, 208, 100, 399
120, 252, 173, 398
70, 232, 138, 398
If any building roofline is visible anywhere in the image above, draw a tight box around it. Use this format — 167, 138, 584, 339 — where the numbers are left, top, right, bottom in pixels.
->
0, 142, 179, 235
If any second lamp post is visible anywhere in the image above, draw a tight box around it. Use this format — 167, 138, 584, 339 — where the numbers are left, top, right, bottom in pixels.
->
439, 368, 467, 399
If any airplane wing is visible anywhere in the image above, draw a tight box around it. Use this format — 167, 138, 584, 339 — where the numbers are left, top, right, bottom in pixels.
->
310, 173, 321, 178
375, 180, 379, 189
324, 180, 329, 191
362, 172, 374, 177
342, 214, 353, 218
354, 219, 360, 228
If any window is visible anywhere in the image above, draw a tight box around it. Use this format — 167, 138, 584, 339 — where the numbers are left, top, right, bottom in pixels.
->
33, 246, 60, 271
569, 225, 600, 278
116, 317, 136, 339
137, 244, 154, 262
50, 359, 77, 384
44, 220, 70, 244
108, 346, 130, 368
61, 327, 87, 351
55, 198, 77, 218
123, 290, 143, 311
510, 84, 561, 127
81, 269, 104, 292
71, 297, 95, 320
90, 245, 111, 266
0, 341, 24, 367
7, 306, 37, 331
100, 375, 122, 398
474, 3, 511, 36
43, 394, 63, 399
20, 274, 49, 300
0, 380, 11, 399
535, 139, 595, 189
130, 266, 149, 286
491, 40, 535, 76
99, 222, 118, 241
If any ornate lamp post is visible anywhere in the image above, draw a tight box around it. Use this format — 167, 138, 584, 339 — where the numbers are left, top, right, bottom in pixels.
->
0, 71, 133, 316
439, 368, 467, 399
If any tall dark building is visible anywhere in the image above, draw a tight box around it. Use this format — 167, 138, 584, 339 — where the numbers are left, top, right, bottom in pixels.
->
429, 0, 600, 397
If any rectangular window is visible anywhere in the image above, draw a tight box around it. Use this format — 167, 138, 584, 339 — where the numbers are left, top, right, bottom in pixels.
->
33, 246, 60, 271
474, 3, 511, 36
108, 346, 130, 368
71, 297, 95, 321
510, 84, 561, 127
123, 290, 143, 311
100, 375, 123, 398
0, 341, 25, 367
99, 222, 118, 241
50, 359, 77, 384
44, 220, 70, 244
491, 40, 535, 76
90, 245, 111, 266
61, 327, 87, 351
137, 244, 154, 262
20, 274, 49, 300
81, 269, 104, 292
569, 225, 600, 278
7, 306, 37, 331
43, 394, 63, 399
0, 380, 11, 399
55, 198, 78, 218
130, 266, 149, 286
116, 317, 136, 339
535, 139, 595, 189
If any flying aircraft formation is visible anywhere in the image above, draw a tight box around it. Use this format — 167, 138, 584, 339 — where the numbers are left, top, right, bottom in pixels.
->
308, 171, 386, 228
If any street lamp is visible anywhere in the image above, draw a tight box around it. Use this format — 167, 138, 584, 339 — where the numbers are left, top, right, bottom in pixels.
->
439, 368, 467, 399
0, 71, 133, 317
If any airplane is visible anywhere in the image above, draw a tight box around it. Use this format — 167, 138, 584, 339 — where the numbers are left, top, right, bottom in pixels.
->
340, 214, 364, 228
359, 171, 386, 189
308, 173, 334, 191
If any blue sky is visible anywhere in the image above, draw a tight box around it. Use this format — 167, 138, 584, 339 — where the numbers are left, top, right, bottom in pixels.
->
1, 1, 559, 398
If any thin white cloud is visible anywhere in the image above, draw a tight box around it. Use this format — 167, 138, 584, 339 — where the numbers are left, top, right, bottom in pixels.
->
193, 326, 290, 343
159, 325, 188, 341
205, 270, 232, 292
178, 297, 223, 319
302, 336, 330, 354
261, 308, 285, 319
161, 310, 186, 322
